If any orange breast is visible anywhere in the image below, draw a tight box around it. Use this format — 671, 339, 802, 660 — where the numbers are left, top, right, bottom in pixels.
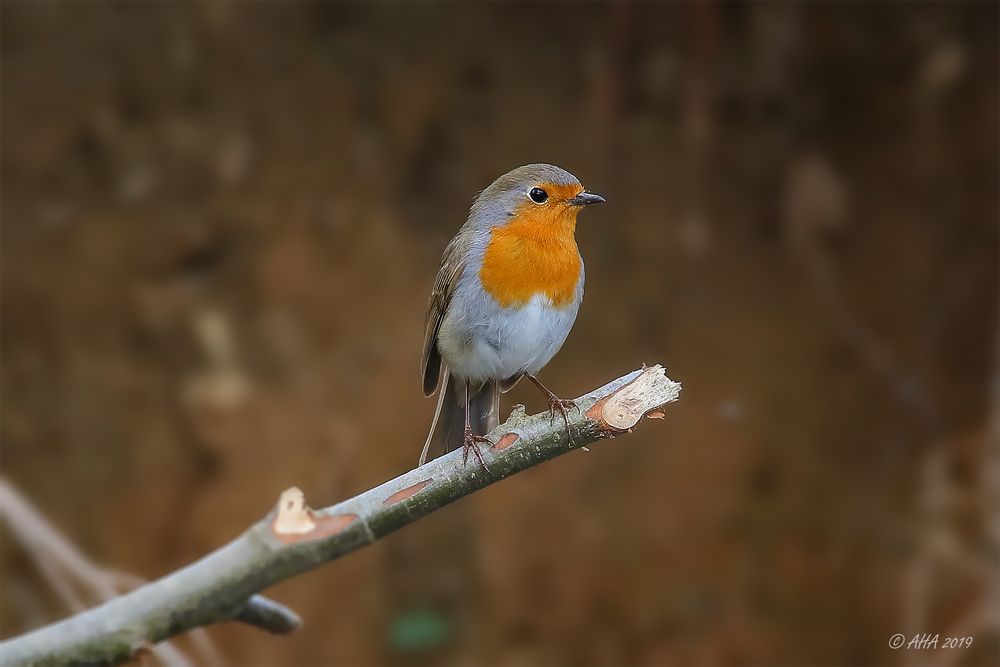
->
479, 203, 582, 309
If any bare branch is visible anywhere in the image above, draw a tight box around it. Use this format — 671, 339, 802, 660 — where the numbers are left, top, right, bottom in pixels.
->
0, 365, 681, 667
0, 478, 217, 667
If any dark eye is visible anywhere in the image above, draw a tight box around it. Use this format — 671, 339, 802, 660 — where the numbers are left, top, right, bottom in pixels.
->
528, 187, 548, 204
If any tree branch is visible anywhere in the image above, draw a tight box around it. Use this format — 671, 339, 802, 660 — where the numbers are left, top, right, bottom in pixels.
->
0, 365, 681, 667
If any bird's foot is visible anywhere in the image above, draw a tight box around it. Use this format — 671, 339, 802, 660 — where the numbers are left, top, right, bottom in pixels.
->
462, 428, 491, 471
546, 396, 579, 442
524, 374, 579, 443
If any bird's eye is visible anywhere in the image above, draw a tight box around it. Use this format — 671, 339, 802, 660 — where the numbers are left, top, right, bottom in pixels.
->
527, 187, 548, 204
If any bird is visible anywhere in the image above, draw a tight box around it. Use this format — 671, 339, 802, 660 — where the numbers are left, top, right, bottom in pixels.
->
419, 164, 605, 467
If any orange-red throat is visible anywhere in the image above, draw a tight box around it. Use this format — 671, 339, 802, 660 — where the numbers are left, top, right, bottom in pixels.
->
479, 183, 585, 309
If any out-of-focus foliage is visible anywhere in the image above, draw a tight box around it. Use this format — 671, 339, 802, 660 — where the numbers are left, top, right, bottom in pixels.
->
1, 2, 997, 666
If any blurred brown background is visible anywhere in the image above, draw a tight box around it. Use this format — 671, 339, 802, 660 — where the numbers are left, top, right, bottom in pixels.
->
1, 2, 997, 666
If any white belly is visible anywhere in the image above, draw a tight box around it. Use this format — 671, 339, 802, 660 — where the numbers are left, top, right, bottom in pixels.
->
438, 292, 579, 383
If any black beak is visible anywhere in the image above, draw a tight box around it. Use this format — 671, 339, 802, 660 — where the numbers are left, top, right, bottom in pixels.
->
567, 191, 606, 207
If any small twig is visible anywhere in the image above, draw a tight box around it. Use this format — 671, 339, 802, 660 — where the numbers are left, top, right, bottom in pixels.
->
232, 596, 302, 635
0, 365, 681, 667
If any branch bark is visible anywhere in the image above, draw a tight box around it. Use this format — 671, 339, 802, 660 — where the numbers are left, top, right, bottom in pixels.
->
0, 365, 681, 667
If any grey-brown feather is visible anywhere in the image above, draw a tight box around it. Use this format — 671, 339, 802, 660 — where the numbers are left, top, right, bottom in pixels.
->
419, 377, 499, 466
421, 233, 467, 397
500, 373, 522, 392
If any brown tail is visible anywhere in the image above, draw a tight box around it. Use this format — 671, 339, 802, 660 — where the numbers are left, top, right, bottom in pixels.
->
419, 369, 499, 466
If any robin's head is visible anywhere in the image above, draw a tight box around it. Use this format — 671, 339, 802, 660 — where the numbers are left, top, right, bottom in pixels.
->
470, 164, 605, 234
474, 164, 602, 308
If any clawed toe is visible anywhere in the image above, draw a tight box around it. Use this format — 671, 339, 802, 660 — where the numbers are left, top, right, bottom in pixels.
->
461, 429, 491, 470
547, 397, 579, 442
524, 374, 579, 443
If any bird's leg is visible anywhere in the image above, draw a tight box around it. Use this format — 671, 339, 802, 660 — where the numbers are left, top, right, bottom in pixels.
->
462, 380, 491, 470
524, 373, 578, 441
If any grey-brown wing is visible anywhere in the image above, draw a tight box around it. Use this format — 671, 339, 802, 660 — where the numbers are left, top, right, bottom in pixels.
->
421, 235, 465, 397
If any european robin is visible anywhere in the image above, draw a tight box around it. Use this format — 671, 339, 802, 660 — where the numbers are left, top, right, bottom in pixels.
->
420, 164, 605, 467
